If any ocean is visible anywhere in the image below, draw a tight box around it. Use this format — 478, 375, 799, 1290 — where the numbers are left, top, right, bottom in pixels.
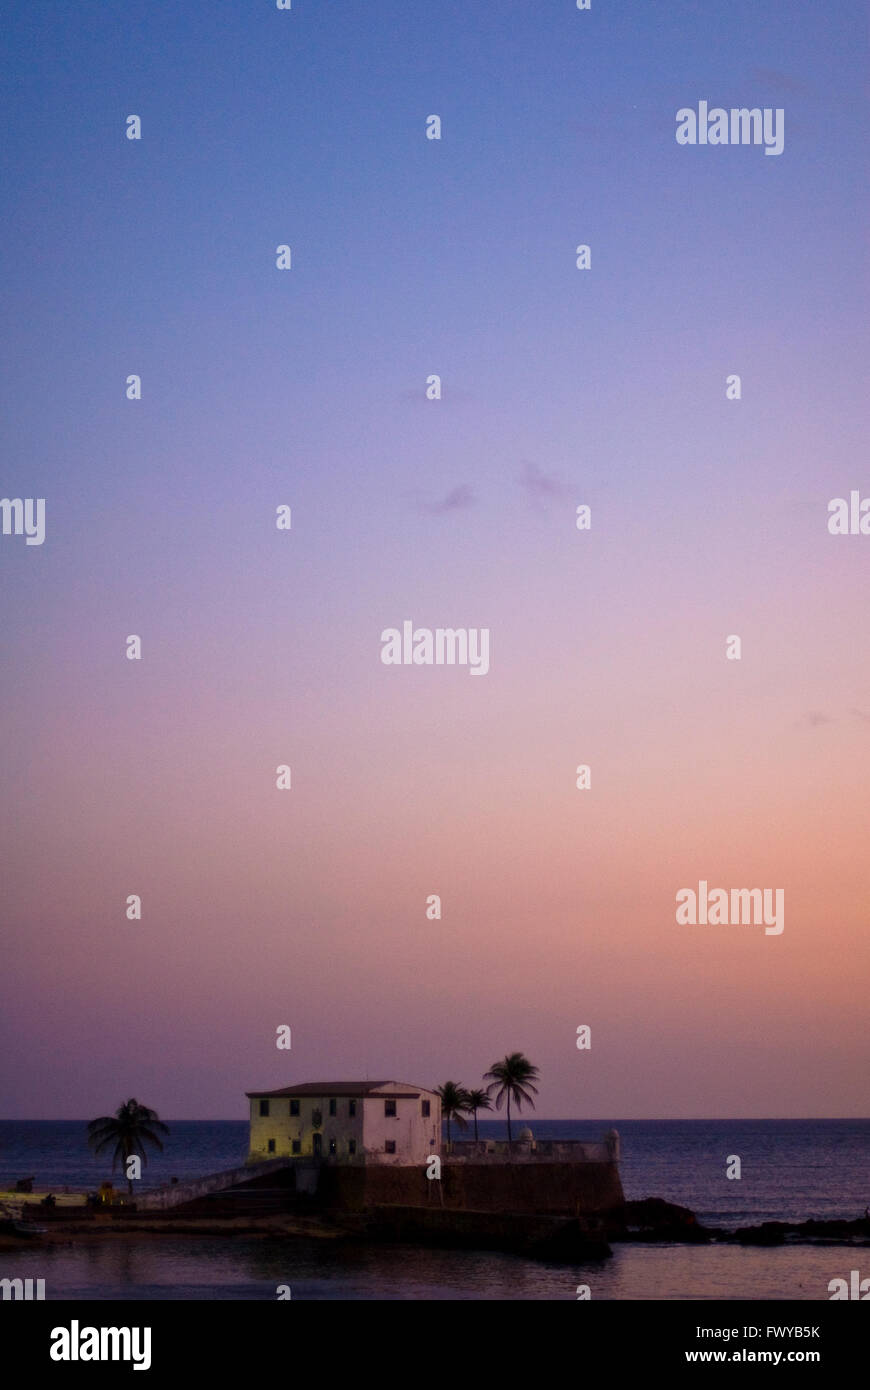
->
2, 1118, 868, 1300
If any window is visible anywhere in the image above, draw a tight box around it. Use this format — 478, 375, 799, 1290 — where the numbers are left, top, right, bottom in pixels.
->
329, 1139, 337, 1155
291, 1140, 301, 1155
348, 1140, 356, 1155
289, 1099, 300, 1116
385, 1140, 396, 1154
267, 1139, 276, 1153
385, 1099, 397, 1117
348, 1100, 356, 1117
259, 1099, 270, 1117
421, 1100, 430, 1117
328, 1099, 337, 1116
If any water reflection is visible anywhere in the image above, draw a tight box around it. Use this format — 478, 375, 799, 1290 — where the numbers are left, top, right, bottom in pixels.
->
2, 1236, 851, 1301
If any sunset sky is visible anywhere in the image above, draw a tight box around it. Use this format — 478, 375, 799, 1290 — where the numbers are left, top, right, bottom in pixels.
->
1, 1, 868, 1120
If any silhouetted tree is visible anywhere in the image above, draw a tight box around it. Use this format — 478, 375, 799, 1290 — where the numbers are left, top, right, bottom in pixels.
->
87, 1099, 169, 1195
484, 1053, 539, 1145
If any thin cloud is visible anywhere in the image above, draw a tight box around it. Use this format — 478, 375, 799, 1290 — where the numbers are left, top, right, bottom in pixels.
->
750, 67, 817, 99
518, 461, 570, 504
415, 484, 476, 515
805, 711, 833, 727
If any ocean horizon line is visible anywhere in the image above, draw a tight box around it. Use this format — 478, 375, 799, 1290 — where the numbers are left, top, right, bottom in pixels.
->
4, 1115, 868, 1125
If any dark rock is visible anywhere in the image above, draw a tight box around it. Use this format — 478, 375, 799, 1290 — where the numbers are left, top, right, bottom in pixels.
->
734, 1222, 787, 1246
604, 1197, 714, 1243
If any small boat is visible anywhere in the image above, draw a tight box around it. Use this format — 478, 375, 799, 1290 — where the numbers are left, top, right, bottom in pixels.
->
0, 1203, 47, 1237
11, 1220, 47, 1237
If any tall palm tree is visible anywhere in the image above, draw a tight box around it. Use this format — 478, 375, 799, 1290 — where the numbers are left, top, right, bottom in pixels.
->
436, 1081, 470, 1150
87, 1099, 169, 1195
483, 1053, 539, 1145
464, 1088, 492, 1142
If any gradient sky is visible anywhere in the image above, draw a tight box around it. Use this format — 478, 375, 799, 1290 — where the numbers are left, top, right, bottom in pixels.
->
1, 1, 868, 1121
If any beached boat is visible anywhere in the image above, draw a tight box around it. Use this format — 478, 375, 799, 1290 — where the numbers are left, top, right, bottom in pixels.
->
0, 1201, 47, 1237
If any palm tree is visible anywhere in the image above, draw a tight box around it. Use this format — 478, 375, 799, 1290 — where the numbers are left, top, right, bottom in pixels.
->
483, 1053, 539, 1146
87, 1099, 169, 1195
436, 1081, 471, 1151
464, 1088, 492, 1142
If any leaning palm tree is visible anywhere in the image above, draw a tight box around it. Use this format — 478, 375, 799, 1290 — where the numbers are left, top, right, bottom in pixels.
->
484, 1053, 540, 1146
436, 1081, 471, 1151
464, 1088, 492, 1142
87, 1099, 169, 1195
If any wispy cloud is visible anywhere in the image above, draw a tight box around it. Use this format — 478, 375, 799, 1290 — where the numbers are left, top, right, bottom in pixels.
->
804, 709, 870, 728
415, 484, 476, 515
750, 67, 817, 98
518, 461, 570, 505
805, 710, 833, 727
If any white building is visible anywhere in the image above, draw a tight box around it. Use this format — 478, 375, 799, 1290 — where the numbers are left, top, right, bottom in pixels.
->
246, 1080, 441, 1166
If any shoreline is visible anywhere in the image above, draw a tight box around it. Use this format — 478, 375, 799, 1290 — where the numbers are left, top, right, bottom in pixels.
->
3, 1205, 870, 1255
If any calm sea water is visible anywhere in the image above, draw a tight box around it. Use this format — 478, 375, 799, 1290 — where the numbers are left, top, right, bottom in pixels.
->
2, 1118, 867, 1300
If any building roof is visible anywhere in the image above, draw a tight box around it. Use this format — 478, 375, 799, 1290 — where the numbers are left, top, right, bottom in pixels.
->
245, 1080, 434, 1099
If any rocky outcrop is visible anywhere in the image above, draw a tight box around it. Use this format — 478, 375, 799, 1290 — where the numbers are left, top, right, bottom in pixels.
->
604, 1201, 870, 1247
730, 1217, 870, 1246
604, 1197, 717, 1242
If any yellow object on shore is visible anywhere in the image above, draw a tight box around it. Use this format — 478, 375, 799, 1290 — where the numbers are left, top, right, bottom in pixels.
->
0, 1190, 86, 1207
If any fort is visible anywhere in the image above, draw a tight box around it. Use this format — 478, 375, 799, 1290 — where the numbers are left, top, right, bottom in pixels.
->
6, 1092, 868, 1259
130, 1080, 625, 1259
